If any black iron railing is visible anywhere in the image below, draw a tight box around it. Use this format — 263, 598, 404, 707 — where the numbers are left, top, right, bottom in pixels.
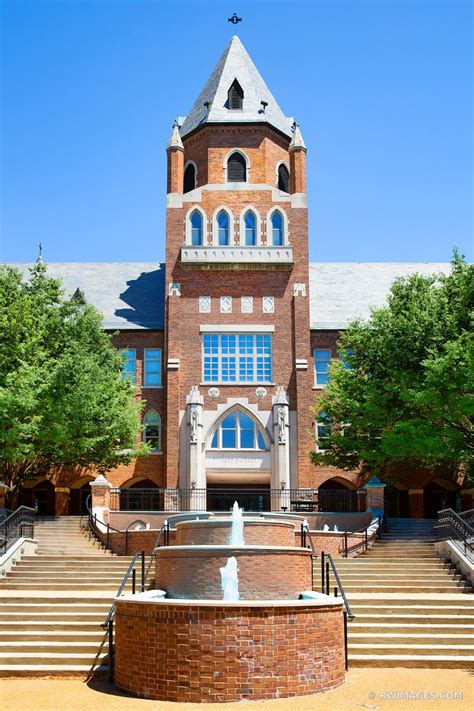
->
436, 508, 474, 564
320, 550, 354, 671
102, 550, 146, 681
86, 494, 122, 551
341, 516, 383, 558
0, 506, 35, 556
110, 487, 367, 513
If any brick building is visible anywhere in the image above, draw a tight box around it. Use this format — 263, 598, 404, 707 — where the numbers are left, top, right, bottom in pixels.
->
13, 36, 468, 518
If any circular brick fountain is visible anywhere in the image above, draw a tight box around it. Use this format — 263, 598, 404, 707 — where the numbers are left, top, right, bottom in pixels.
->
114, 511, 346, 702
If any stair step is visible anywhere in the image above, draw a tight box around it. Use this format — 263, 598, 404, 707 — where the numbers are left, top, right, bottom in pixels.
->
349, 633, 473, 644
348, 654, 474, 668
0, 664, 108, 677
0, 653, 107, 664
348, 643, 474, 656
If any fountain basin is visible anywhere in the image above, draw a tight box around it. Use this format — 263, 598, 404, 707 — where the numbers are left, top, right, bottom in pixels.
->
155, 545, 312, 600
174, 517, 296, 547
114, 593, 345, 703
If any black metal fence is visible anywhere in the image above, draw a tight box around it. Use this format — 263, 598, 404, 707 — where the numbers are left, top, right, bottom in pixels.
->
109, 487, 366, 513
436, 507, 474, 564
0, 506, 35, 556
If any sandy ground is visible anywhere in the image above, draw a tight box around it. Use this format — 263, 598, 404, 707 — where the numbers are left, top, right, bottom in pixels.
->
1, 669, 473, 711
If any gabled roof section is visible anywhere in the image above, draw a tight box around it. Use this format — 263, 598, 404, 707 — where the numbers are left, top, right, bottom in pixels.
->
8, 263, 165, 330
179, 35, 294, 139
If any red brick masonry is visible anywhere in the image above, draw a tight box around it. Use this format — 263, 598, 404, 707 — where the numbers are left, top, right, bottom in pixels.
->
114, 598, 345, 702
155, 546, 312, 600
175, 518, 296, 547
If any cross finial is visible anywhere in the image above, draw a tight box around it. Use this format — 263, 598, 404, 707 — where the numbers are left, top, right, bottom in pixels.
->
228, 13, 242, 25
38, 242, 43, 258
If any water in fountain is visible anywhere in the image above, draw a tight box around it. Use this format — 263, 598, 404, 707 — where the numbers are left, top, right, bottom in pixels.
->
229, 501, 244, 545
220, 556, 240, 601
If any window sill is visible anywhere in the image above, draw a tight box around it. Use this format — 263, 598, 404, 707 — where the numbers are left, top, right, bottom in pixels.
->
312, 385, 327, 390
209, 449, 268, 453
142, 385, 163, 389
145, 451, 163, 456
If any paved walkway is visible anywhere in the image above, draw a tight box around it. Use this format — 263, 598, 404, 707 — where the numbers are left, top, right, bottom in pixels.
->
1, 669, 472, 710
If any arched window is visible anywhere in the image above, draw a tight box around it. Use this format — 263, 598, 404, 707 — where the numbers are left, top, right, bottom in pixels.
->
144, 410, 161, 452
244, 210, 256, 246
277, 164, 290, 192
228, 79, 243, 110
210, 410, 267, 450
227, 152, 246, 182
190, 210, 203, 246
217, 210, 230, 245
183, 163, 196, 193
271, 211, 284, 245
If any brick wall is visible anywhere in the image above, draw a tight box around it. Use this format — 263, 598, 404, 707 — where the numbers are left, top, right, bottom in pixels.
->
175, 519, 296, 546
155, 547, 312, 600
115, 599, 345, 702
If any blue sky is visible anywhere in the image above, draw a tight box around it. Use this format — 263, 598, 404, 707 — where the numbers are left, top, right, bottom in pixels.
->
1, 0, 472, 263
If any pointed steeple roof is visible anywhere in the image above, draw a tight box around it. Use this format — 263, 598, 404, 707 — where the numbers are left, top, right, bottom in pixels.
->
167, 120, 184, 150
290, 123, 306, 151
179, 36, 293, 139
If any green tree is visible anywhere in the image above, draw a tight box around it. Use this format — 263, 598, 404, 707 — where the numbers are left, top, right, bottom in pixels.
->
0, 261, 148, 493
311, 254, 474, 485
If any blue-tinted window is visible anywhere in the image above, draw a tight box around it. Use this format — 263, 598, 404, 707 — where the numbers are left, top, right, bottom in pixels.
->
191, 210, 203, 246
217, 210, 230, 246
144, 348, 161, 387
314, 349, 331, 386
120, 348, 136, 384
144, 410, 161, 451
317, 411, 331, 441
202, 333, 272, 384
271, 211, 284, 246
210, 410, 267, 450
244, 211, 256, 245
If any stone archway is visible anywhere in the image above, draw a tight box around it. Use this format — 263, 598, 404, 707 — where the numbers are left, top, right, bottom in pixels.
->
20, 479, 56, 516
69, 477, 94, 516
318, 477, 358, 512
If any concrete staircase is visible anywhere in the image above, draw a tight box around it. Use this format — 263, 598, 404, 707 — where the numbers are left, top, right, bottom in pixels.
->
315, 517, 474, 668
0, 516, 131, 676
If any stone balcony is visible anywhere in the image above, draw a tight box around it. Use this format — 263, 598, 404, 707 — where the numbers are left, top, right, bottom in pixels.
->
180, 244, 293, 270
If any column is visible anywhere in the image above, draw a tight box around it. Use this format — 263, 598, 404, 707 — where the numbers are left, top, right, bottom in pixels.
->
272, 386, 290, 510
89, 474, 112, 528
54, 487, 70, 516
186, 386, 205, 510
363, 476, 386, 518
408, 489, 424, 518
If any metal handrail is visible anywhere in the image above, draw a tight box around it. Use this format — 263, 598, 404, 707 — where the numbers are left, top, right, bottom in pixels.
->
101, 550, 145, 682
85, 494, 122, 550
435, 507, 473, 562
143, 519, 170, 589
0, 506, 35, 555
321, 550, 354, 620
301, 520, 317, 558
342, 516, 382, 557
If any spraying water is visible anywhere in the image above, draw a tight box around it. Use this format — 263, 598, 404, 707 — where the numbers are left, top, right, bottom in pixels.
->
220, 556, 240, 601
229, 501, 244, 545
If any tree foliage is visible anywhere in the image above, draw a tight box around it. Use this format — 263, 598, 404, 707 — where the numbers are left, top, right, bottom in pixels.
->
311, 254, 474, 485
0, 262, 147, 491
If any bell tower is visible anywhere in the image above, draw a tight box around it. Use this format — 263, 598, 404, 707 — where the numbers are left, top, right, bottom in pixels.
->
164, 36, 313, 507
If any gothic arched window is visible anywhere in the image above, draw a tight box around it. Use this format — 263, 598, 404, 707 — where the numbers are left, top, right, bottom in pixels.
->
144, 410, 161, 452
217, 210, 230, 245
244, 210, 256, 245
227, 152, 246, 182
183, 163, 196, 193
271, 210, 284, 246
278, 164, 290, 193
228, 80, 244, 110
210, 410, 267, 450
190, 210, 203, 246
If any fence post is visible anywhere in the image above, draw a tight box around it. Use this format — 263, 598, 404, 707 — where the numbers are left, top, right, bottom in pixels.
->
321, 551, 325, 594
108, 619, 114, 682
325, 561, 330, 596
141, 550, 145, 592
343, 611, 348, 670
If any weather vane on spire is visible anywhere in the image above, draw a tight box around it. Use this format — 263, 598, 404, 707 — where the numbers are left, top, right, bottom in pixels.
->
228, 13, 242, 25
38, 243, 43, 258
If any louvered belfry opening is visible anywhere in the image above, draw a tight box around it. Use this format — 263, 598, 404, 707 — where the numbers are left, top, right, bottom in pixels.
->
278, 164, 290, 193
227, 152, 246, 182
228, 79, 244, 110
183, 163, 196, 193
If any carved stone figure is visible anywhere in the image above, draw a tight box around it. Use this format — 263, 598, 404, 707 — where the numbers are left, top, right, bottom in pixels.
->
278, 404, 288, 444
190, 407, 199, 444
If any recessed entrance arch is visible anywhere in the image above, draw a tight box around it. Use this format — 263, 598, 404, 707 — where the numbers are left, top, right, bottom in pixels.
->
19, 479, 56, 516
69, 477, 94, 516
385, 483, 410, 518
424, 479, 459, 519
318, 477, 359, 512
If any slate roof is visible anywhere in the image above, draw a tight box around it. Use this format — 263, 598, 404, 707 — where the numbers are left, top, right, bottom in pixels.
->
309, 262, 451, 329
6, 262, 451, 332
179, 36, 294, 139
8, 262, 165, 330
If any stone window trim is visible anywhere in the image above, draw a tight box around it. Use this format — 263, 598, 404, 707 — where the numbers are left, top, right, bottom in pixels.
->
220, 296, 232, 314
241, 296, 254, 314
199, 296, 211, 314
223, 148, 251, 183
262, 296, 274, 314
208, 407, 270, 451
184, 205, 208, 245
143, 409, 162, 453
266, 206, 289, 245
275, 160, 290, 192
212, 206, 236, 246
238, 206, 261, 246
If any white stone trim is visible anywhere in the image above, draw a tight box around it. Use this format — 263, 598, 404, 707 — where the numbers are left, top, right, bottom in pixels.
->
262, 296, 274, 314
275, 160, 290, 192
167, 358, 180, 370
180, 245, 293, 267
183, 159, 198, 189
199, 296, 211, 314
212, 206, 235, 246
184, 204, 208, 246
241, 296, 253, 314
238, 206, 262, 246
266, 206, 289, 245
200, 324, 274, 333
223, 148, 251, 183
220, 296, 232, 314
